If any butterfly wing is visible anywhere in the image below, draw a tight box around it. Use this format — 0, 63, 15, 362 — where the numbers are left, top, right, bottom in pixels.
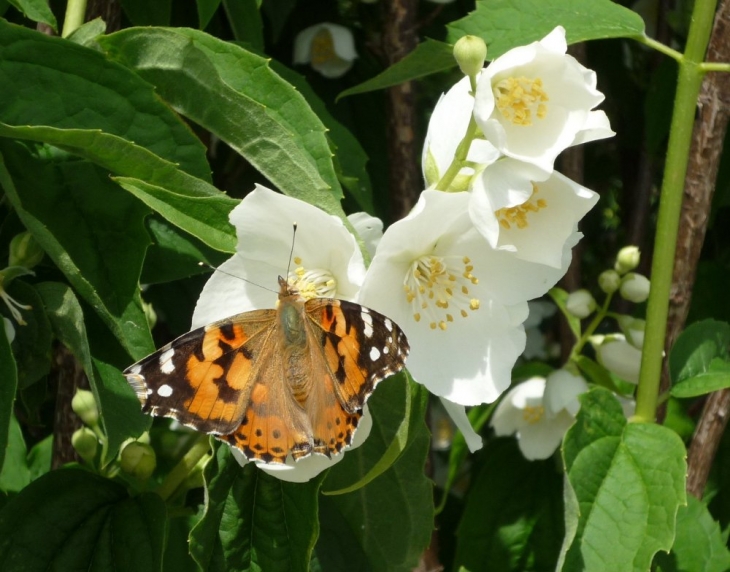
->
297, 299, 409, 457
123, 310, 276, 435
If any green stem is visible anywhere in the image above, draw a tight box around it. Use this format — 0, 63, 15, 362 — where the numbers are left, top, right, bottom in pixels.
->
700, 62, 730, 72
61, 0, 88, 37
156, 434, 211, 501
634, 0, 720, 422
570, 293, 614, 360
635, 36, 684, 62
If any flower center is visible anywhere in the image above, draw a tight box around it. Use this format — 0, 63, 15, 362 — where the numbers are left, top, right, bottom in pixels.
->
495, 183, 547, 230
0, 283, 31, 325
522, 405, 545, 424
288, 257, 337, 301
403, 254, 480, 331
311, 28, 337, 66
494, 76, 549, 126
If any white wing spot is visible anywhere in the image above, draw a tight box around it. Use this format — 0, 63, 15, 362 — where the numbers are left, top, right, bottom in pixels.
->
159, 347, 176, 374
157, 384, 174, 397
369, 346, 381, 361
384, 319, 393, 332
383, 346, 389, 355
387, 336, 393, 344
361, 311, 374, 338
128, 364, 142, 375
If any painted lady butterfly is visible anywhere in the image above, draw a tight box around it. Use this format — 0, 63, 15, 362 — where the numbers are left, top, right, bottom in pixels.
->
124, 276, 409, 464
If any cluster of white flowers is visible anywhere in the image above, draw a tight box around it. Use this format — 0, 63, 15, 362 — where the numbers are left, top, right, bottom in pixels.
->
198, 27, 615, 479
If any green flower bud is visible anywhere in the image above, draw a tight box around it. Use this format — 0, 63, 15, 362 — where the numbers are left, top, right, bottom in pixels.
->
617, 315, 645, 349
9, 232, 44, 269
71, 389, 99, 427
565, 289, 596, 319
142, 299, 157, 330
614, 246, 640, 274
72, 427, 98, 462
453, 35, 487, 78
598, 269, 621, 294
619, 273, 650, 303
120, 442, 157, 480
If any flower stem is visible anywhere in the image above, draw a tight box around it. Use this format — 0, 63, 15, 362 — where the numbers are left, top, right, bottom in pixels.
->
435, 115, 481, 192
700, 62, 730, 72
61, 0, 87, 38
634, 0, 720, 422
155, 434, 211, 501
635, 36, 684, 62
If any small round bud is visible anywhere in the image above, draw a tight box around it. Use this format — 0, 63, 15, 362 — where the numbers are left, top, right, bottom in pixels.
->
619, 273, 650, 303
72, 427, 99, 462
614, 246, 640, 274
3, 317, 15, 344
120, 442, 157, 480
565, 289, 596, 319
592, 334, 642, 384
71, 389, 99, 427
453, 35, 487, 78
142, 300, 157, 330
598, 269, 621, 294
9, 232, 44, 269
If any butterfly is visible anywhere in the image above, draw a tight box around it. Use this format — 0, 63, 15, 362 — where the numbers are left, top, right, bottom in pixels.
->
124, 276, 409, 464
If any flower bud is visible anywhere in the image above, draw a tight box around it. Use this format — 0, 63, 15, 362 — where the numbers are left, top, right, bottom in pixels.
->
3, 317, 15, 344
592, 334, 642, 384
565, 289, 596, 319
9, 232, 44, 269
453, 35, 487, 78
614, 246, 640, 274
72, 427, 98, 462
619, 273, 650, 303
142, 299, 157, 330
120, 442, 157, 480
598, 269, 621, 294
71, 389, 99, 427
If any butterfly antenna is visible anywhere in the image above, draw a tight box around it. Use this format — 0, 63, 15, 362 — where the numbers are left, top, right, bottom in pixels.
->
197, 262, 279, 295
285, 222, 298, 282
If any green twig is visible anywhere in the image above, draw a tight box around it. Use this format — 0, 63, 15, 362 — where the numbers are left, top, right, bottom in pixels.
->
700, 62, 730, 72
155, 434, 211, 501
635, 0, 720, 422
61, 0, 88, 38
635, 35, 684, 62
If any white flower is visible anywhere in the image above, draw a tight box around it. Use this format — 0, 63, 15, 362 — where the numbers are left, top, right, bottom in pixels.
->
491, 369, 587, 460
565, 289, 596, 319
293, 23, 357, 78
193, 185, 369, 481
347, 211, 383, 259
522, 300, 558, 360
473, 26, 614, 172
422, 76, 500, 191
592, 334, 642, 384
359, 190, 571, 406
619, 272, 650, 303
615, 245, 641, 274
469, 158, 598, 267
617, 316, 646, 349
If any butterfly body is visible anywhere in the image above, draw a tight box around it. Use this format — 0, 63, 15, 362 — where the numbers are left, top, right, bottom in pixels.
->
124, 277, 409, 464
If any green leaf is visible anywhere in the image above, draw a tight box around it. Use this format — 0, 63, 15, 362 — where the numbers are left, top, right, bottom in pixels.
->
324, 385, 432, 572
574, 354, 622, 394
559, 388, 687, 571
223, 0, 264, 49
0, 19, 210, 181
35, 281, 150, 460
114, 177, 237, 254
669, 319, 730, 384
322, 371, 412, 495
4, 281, 52, 389
0, 143, 155, 360
454, 439, 564, 571
0, 469, 166, 571
66, 18, 107, 46
0, 123, 235, 253
671, 358, 730, 398
197, 0, 222, 29
548, 287, 581, 340
654, 496, 730, 572
99, 27, 347, 219
339, 39, 456, 98
447, 0, 645, 60
190, 443, 323, 572
7, 0, 57, 31
0, 416, 25, 492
